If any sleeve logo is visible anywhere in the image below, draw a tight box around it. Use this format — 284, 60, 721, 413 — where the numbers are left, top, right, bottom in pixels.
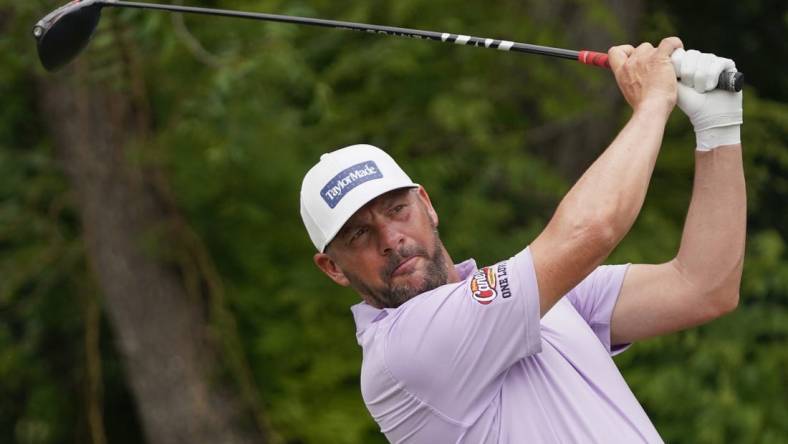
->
470, 267, 497, 304
469, 262, 512, 305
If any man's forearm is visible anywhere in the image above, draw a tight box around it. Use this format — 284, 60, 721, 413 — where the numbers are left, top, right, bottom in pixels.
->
560, 101, 670, 241
531, 101, 671, 312
672, 144, 746, 310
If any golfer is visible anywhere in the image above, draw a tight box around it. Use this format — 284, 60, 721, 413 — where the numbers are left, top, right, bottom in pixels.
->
300, 37, 745, 443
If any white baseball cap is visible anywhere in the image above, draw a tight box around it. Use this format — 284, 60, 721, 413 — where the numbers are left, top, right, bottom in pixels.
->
300, 144, 418, 252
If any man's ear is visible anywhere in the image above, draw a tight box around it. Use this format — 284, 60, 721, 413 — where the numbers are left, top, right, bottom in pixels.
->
416, 186, 439, 227
314, 252, 351, 287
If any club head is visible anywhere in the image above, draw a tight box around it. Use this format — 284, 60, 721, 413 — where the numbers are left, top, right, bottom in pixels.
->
33, 0, 104, 71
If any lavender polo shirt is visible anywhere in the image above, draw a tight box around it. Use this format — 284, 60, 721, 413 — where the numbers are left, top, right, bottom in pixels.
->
350, 247, 663, 443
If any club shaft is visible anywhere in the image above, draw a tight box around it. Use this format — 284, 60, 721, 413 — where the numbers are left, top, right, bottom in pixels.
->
39, 0, 741, 91
103, 0, 579, 60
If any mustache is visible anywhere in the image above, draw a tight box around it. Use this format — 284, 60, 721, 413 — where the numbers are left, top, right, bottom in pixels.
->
381, 245, 429, 281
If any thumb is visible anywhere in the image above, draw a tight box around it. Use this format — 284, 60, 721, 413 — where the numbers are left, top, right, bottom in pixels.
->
677, 82, 703, 116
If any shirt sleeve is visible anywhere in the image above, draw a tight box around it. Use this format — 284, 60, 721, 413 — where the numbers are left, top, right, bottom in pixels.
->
383, 247, 542, 423
565, 264, 631, 355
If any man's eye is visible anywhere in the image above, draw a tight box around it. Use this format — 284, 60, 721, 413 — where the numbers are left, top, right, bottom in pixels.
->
350, 227, 367, 242
392, 204, 406, 213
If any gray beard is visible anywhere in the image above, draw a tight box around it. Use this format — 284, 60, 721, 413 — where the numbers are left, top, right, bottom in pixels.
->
345, 231, 449, 309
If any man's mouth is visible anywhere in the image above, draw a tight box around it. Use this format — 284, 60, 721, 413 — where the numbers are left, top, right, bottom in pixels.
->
391, 256, 419, 278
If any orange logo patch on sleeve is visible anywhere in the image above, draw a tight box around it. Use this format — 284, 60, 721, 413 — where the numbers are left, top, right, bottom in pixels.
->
470, 267, 498, 304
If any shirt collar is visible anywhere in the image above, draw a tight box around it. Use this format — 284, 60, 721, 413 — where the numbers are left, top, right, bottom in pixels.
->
454, 258, 478, 280
350, 258, 478, 340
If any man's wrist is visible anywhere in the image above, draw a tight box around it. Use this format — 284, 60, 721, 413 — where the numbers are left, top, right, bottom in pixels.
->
695, 125, 741, 151
634, 97, 674, 120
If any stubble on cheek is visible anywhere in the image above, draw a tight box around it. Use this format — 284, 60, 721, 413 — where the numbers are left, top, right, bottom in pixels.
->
345, 230, 448, 308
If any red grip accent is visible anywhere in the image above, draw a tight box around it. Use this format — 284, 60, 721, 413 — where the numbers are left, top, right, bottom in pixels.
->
578, 50, 610, 69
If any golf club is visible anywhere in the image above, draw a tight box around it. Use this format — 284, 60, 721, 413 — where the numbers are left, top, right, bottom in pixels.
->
33, 0, 743, 92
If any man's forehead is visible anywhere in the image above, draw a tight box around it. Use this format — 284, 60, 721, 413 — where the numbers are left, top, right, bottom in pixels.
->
344, 187, 415, 226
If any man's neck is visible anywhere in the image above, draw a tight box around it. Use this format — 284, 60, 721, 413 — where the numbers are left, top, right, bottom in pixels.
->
443, 249, 461, 284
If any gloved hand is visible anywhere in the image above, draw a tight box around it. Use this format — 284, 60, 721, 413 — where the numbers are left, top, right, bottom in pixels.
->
671, 48, 743, 150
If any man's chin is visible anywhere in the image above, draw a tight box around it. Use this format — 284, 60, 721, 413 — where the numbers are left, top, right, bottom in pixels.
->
390, 269, 429, 290
392, 273, 442, 298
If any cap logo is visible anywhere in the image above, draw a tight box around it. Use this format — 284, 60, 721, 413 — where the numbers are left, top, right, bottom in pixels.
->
320, 160, 383, 208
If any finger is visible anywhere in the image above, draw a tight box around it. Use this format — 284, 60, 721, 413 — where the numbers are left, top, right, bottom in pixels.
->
608, 44, 635, 72
703, 56, 737, 92
656, 36, 683, 58
620, 44, 636, 56
705, 58, 724, 92
694, 52, 716, 93
631, 42, 655, 64
635, 42, 654, 53
721, 57, 736, 72
680, 49, 701, 88
671, 47, 686, 76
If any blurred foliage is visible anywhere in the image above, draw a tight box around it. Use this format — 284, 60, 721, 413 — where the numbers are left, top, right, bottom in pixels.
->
1, 0, 786, 443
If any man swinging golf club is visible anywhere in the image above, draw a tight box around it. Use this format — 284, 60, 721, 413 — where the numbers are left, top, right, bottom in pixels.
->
300, 37, 745, 443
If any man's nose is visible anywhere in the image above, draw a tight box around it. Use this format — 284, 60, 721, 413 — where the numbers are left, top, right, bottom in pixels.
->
378, 224, 404, 255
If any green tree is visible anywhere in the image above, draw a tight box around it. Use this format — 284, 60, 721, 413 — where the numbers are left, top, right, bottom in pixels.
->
1, 0, 785, 442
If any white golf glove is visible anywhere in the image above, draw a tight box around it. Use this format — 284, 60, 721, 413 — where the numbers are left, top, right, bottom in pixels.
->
671, 48, 743, 151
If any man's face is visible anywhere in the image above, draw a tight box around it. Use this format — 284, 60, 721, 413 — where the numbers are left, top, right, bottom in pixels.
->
318, 187, 451, 308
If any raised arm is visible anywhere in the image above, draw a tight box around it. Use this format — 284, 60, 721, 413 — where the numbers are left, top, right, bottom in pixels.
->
530, 37, 683, 316
611, 50, 746, 344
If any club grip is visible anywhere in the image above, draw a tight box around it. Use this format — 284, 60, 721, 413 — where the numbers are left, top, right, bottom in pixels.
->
717, 71, 743, 92
578, 50, 610, 68
577, 50, 744, 92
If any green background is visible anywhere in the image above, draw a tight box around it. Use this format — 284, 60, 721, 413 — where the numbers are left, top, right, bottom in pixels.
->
1, 0, 786, 442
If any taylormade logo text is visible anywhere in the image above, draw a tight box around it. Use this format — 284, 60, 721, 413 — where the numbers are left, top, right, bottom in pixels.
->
320, 161, 383, 208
